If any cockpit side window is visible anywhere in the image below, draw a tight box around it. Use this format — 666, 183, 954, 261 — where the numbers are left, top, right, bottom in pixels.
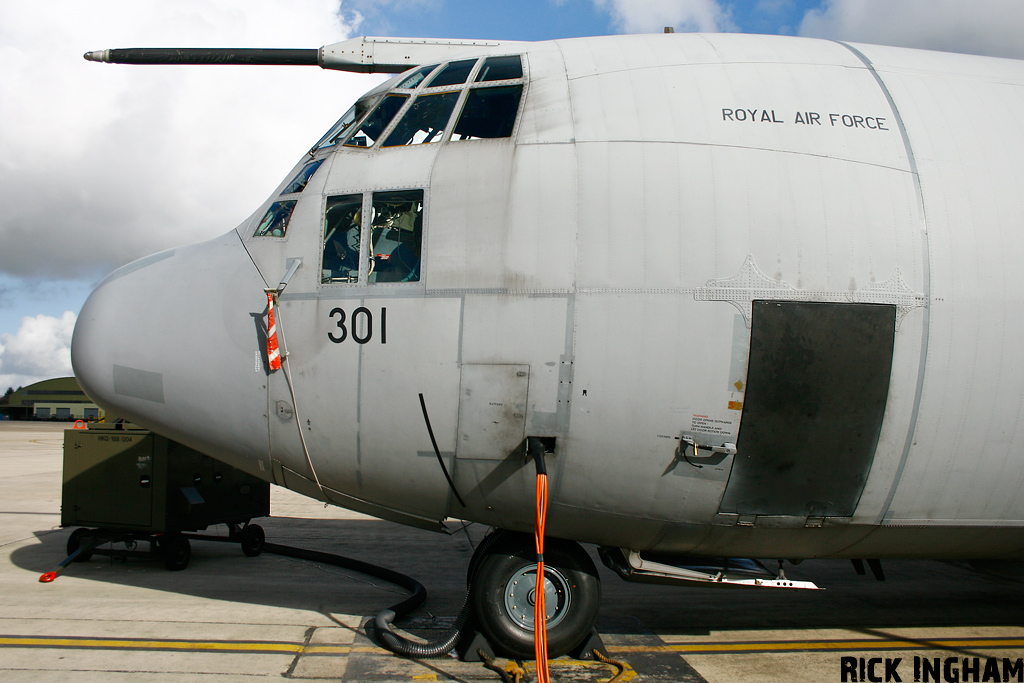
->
369, 190, 423, 283
382, 92, 460, 147
451, 85, 524, 140
310, 95, 380, 153
345, 94, 408, 148
253, 200, 297, 238
281, 159, 324, 194
424, 59, 477, 88
475, 55, 522, 82
321, 195, 363, 283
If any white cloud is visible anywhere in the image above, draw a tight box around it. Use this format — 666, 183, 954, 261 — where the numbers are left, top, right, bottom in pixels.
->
592, 0, 734, 34
0, 0, 376, 281
799, 0, 1024, 59
0, 312, 76, 389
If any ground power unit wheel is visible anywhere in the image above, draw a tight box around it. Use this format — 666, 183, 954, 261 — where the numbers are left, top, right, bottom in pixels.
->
160, 534, 191, 571
66, 528, 95, 562
470, 531, 601, 659
240, 524, 265, 557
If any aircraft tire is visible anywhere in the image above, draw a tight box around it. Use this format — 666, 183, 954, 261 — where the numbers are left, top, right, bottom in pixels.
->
161, 534, 191, 571
240, 524, 265, 557
66, 528, 95, 562
470, 532, 601, 660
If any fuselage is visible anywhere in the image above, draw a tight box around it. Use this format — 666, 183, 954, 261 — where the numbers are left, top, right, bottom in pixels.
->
72, 32, 1024, 560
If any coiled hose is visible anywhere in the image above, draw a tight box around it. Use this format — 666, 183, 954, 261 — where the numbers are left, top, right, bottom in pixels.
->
265, 528, 505, 658
374, 528, 505, 657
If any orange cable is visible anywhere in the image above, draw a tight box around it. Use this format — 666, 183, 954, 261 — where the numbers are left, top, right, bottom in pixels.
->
534, 471, 550, 683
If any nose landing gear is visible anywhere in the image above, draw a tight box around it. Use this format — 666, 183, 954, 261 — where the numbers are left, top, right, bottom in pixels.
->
469, 531, 602, 660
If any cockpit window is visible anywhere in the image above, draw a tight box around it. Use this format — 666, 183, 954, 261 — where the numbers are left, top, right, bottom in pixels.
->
369, 190, 423, 283
425, 59, 477, 88
318, 54, 524, 151
253, 200, 297, 238
281, 159, 324, 194
321, 194, 362, 283
310, 95, 380, 153
475, 55, 522, 82
345, 94, 408, 148
397, 64, 439, 89
451, 85, 523, 140
382, 92, 460, 147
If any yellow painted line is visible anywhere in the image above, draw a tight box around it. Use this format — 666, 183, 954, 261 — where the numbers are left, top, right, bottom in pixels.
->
0, 636, 303, 654
0, 636, 393, 657
609, 638, 1024, 655
7, 634, 1022, 658
299, 645, 352, 655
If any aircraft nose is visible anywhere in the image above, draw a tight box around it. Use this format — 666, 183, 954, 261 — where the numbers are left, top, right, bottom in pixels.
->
72, 230, 272, 476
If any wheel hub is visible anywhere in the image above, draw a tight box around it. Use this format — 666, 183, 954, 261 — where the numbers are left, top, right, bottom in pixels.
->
503, 565, 572, 630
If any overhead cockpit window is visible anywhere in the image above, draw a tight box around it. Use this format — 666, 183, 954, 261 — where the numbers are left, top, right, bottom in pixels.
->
451, 85, 523, 140
321, 194, 363, 283
369, 190, 423, 283
253, 200, 297, 238
425, 59, 477, 88
382, 92, 460, 147
475, 55, 522, 82
281, 159, 324, 194
345, 94, 408, 148
397, 64, 439, 89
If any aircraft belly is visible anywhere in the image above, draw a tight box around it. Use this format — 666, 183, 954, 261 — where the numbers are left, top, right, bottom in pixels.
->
670, 524, 1024, 560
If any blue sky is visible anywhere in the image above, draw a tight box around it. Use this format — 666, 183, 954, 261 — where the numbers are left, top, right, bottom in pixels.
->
1, 0, 1022, 391
342, 0, 818, 40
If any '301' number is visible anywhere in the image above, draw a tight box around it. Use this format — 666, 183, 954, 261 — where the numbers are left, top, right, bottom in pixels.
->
328, 307, 386, 344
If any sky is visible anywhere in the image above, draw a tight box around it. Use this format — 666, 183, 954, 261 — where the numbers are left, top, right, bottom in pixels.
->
1, 0, 1023, 392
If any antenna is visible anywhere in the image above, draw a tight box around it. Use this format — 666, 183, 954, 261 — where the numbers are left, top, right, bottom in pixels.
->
84, 36, 525, 74
84, 48, 319, 66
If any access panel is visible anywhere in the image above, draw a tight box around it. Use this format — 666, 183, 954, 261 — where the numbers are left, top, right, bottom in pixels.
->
719, 301, 896, 518
456, 364, 529, 460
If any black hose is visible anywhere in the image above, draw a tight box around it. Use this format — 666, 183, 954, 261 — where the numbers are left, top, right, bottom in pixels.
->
264, 543, 426, 618
265, 529, 506, 659
374, 589, 473, 657
373, 529, 506, 658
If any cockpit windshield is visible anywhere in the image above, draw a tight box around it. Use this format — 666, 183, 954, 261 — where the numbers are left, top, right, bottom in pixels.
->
312, 54, 526, 153
383, 92, 460, 147
345, 94, 408, 148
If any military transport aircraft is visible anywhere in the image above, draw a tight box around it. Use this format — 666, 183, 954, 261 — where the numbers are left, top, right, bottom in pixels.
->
73, 32, 1024, 659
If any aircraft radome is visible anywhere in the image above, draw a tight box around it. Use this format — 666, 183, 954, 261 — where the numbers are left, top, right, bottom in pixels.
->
72, 32, 1024, 659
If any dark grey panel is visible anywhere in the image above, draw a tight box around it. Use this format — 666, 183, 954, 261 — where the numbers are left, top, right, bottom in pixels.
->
719, 301, 895, 517
113, 365, 165, 404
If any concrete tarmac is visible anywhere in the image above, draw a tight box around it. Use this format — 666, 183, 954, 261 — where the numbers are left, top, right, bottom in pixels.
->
2, 422, 1023, 682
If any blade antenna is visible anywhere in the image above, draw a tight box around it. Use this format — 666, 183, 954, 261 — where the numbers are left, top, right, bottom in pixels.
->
418, 393, 466, 507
